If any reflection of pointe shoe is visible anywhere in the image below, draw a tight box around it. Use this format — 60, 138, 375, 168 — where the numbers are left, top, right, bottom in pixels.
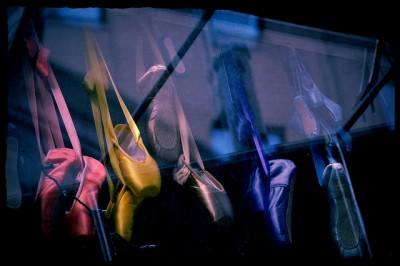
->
299, 73, 324, 109
36, 47, 51, 78
66, 156, 106, 238
137, 64, 182, 163
292, 95, 318, 137
6, 123, 22, 209
173, 155, 233, 227
323, 163, 371, 259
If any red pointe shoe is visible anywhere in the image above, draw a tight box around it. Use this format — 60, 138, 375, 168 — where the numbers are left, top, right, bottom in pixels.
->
36, 148, 81, 236
66, 156, 106, 238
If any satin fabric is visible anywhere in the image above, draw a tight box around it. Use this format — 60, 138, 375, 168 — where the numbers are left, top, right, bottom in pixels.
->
66, 156, 106, 238
173, 156, 234, 227
105, 182, 143, 241
105, 124, 161, 241
83, 32, 162, 242
244, 158, 296, 247
113, 124, 161, 198
37, 148, 106, 238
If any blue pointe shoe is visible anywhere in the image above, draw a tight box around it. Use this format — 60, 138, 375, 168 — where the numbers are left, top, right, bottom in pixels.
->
244, 158, 297, 248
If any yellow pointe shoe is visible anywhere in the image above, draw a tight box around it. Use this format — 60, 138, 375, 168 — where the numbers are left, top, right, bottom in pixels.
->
83, 31, 162, 242
113, 124, 161, 198
105, 181, 143, 242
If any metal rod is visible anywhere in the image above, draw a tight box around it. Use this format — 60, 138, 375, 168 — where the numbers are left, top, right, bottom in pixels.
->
343, 64, 396, 132
100, 9, 214, 163
132, 9, 215, 121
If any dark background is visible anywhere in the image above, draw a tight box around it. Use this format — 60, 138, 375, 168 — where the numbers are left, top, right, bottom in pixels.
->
2, 2, 399, 264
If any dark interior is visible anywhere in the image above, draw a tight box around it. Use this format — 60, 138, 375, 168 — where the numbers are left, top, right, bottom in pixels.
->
2, 3, 398, 264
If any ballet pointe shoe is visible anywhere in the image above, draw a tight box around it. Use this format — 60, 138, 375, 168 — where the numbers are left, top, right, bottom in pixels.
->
322, 163, 372, 259
114, 124, 161, 198
173, 155, 234, 227
36, 148, 81, 236
66, 156, 106, 238
105, 182, 143, 242
137, 64, 182, 163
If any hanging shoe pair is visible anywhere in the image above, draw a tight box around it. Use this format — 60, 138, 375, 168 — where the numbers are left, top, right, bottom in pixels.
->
137, 63, 234, 227
37, 149, 106, 238
83, 31, 161, 242
287, 46, 352, 150
286, 46, 371, 259
22, 27, 107, 239
214, 46, 297, 249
